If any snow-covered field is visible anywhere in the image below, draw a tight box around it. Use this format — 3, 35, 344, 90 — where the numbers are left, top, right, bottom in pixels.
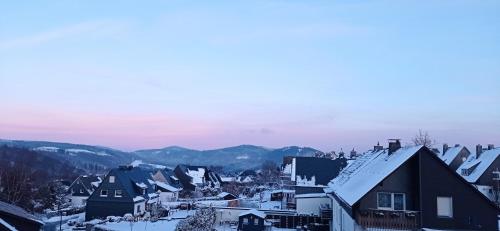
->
96, 219, 180, 231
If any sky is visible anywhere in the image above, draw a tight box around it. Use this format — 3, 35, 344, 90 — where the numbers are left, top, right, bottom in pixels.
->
1, 0, 499, 152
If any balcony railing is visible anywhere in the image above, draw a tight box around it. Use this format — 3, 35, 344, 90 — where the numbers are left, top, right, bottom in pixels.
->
356, 209, 420, 230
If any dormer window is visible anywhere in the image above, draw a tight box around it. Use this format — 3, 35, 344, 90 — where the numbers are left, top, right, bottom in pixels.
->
109, 176, 115, 183
115, 190, 122, 197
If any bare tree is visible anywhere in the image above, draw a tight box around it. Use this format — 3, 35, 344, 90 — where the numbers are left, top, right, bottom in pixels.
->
412, 129, 436, 148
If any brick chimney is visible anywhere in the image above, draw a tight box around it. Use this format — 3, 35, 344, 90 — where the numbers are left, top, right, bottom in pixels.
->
476, 144, 483, 158
374, 142, 383, 152
388, 139, 401, 155
488, 144, 495, 150
443, 143, 449, 156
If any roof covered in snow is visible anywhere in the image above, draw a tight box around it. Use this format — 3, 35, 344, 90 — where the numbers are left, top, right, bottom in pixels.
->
155, 181, 181, 192
439, 145, 468, 165
457, 148, 500, 183
326, 145, 423, 206
239, 209, 266, 219
0, 200, 44, 225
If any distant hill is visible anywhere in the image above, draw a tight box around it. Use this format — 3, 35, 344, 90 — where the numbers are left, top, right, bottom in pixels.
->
0, 139, 136, 172
0, 139, 321, 171
134, 145, 321, 169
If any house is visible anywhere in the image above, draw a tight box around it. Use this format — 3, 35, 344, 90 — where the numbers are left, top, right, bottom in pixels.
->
327, 140, 500, 231
237, 169, 258, 183
154, 181, 181, 202
173, 165, 222, 191
67, 175, 102, 207
295, 186, 331, 217
439, 144, 471, 171
0, 200, 44, 231
238, 209, 271, 231
218, 192, 238, 200
457, 144, 500, 203
291, 157, 347, 186
85, 165, 159, 221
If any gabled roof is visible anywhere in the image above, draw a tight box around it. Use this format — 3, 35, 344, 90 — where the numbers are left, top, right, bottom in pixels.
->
0, 218, 16, 231
295, 157, 347, 186
457, 148, 500, 183
440, 145, 468, 165
155, 181, 181, 192
68, 175, 101, 194
239, 209, 266, 219
106, 166, 157, 200
295, 186, 325, 195
0, 201, 44, 225
326, 146, 423, 206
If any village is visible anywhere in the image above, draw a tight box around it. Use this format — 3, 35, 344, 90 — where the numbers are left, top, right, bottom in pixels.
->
1, 140, 499, 231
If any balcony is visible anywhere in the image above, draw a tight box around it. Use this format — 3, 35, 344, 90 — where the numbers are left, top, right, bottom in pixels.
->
355, 209, 420, 230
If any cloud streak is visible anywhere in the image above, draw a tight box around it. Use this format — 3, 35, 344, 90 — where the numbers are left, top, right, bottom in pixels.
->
0, 20, 128, 50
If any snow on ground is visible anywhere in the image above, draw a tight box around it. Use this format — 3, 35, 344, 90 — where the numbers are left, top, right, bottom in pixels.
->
33, 146, 59, 152
96, 219, 180, 231
43, 212, 85, 231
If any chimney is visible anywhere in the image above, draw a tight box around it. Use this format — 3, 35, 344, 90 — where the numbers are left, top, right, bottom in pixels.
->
488, 144, 495, 150
374, 142, 383, 152
443, 143, 449, 155
388, 139, 401, 155
476, 144, 483, 158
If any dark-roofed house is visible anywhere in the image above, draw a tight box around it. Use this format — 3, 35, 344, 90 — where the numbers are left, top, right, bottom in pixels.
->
237, 169, 258, 183
67, 175, 102, 207
291, 157, 347, 186
439, 144, 471, 171
327, 140, 500, 231
238, 209, 270, 231
85, 166, 159, 221
152, 168, 182, 202
457, 144, 500, 204
173, 165, 222, 191
0, 200, 44, 231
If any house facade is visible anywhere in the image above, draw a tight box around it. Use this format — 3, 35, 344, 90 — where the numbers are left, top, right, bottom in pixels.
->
85, 166, 159, 221
457, 144, 500, 204
328, 141, 499, 231
67, 175, 101, 207
238, 210, 270, 231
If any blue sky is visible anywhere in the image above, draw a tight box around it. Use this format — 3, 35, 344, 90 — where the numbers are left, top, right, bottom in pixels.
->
1, 1, 499, 151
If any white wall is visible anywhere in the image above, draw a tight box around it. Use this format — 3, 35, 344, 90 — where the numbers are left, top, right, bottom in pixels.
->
296, 197, 330, 216
133, 201, 146, 216
291, 158, 297, 181
70, 196, 88, 207
159, 192, 178, 203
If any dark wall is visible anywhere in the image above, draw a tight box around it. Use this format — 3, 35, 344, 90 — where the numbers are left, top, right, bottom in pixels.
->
0, 212, 42, 231
476, 156, 500, 186
174, 166, 195, 191
448, 148, 470, 171
85, 200, 134, 221
85, 174, 134, 220
419, 149, 499, 230
357, 155, 420, 211
238, 214, 265, 231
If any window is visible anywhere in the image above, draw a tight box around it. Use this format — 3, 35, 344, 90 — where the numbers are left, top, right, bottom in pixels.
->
100, 190, 108, 197
109, 176, 115, 183
437, 197, 453, 218
243, 218, 248, 224
377, 192, 406, 210
115, 190, 123, 197
136, 205, 141, 213
80, 189, 84, 193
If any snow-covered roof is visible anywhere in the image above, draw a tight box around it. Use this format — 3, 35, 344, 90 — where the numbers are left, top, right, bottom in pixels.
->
295, 193, 327, 198
239, 209, 266, 219
0, 218, 17, 231
0, 201, 44, 225
133, 196, 145, 202
440, 145, 466, 165
326, 145, 423, 206
155, 181, 181, 192
457, 148, 500, 183
271, 189, 295, 194
135, 182, 148, 189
